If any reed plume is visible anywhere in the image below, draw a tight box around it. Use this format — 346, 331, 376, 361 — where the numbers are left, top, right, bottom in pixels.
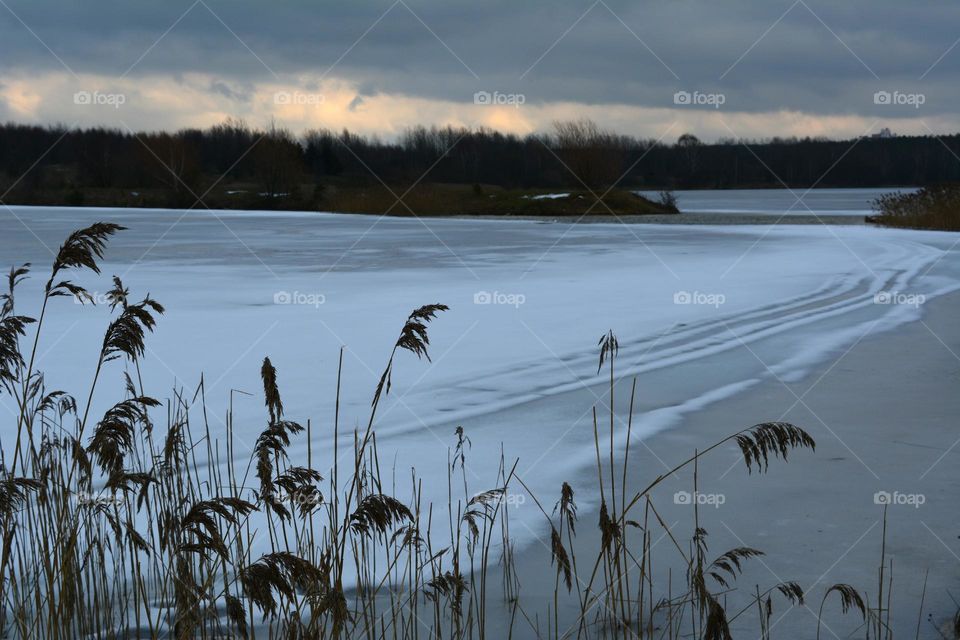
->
817, 584, 868, 640
461, 488, 504, 544
0, 263, 29, 318
239, 551, 325, 618
42, 222, 125, 308
597, 329, 618, 373
550, 525, 572, 591
99, 296, 165, 363
87, 374, 160, 473
735, 421, 817, 472
373, 303, 448, 402
349, 494, 412, 537
553, 481, 578, 535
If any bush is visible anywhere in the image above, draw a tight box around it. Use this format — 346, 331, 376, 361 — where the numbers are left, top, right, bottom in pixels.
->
657, 189, 679, 212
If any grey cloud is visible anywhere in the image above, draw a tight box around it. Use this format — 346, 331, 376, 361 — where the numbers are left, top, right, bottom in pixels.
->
209, 79, 253, 102
1, 0, 959, 123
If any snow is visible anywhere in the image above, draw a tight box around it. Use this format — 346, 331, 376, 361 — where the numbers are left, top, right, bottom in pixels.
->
635, 187, 918, 216
1, 203, 958, 572
522, 192, 570, 200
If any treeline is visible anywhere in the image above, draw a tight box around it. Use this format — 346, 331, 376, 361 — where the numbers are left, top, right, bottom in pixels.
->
1, 118, 958, 208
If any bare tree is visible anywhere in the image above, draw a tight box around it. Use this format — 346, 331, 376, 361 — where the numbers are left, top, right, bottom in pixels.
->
551, 119, 624, 189
254, 121, 305, 199
139, 131, 201, 206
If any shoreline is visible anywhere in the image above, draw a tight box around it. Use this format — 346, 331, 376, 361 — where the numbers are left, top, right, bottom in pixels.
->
486, 290, 960, 639
458, 212, 868, 225
5, 202, 869, 226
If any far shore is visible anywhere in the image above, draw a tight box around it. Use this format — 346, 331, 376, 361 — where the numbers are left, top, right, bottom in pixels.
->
6, 200, 871, 226
459, 211, 868, 225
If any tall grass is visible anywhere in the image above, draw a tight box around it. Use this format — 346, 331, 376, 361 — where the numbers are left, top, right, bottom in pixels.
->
0, 224, 919, 638
870, 185, 960, 231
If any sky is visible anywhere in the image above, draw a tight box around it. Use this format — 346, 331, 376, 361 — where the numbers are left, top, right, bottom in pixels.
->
1, 0, 958, 142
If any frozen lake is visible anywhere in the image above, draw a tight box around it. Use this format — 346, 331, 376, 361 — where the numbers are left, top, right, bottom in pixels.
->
637, 187, 917, 216
1, 204, 958, 558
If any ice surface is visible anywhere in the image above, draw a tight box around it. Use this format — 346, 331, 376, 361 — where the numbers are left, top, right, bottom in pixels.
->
636, 187, 918, 216
1, 203, 958, 569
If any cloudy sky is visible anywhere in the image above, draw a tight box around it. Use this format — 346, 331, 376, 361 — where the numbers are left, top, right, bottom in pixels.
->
1, 0, 958, 141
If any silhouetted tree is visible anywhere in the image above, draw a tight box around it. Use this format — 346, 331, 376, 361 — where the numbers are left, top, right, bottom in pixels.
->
552, 119, 624, 189
253, 122, 305, 199
138, 131, 202, 206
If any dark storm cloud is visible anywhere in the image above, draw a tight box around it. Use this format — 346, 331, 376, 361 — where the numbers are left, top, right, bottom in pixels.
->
2, 0, 959, 120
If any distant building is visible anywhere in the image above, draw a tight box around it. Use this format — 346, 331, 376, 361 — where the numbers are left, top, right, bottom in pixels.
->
871, 127, 895, 139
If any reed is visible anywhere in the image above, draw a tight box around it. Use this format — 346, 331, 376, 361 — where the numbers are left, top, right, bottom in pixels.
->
870, 185, 960, 231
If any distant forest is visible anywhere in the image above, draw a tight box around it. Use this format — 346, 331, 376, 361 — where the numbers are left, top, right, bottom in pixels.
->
1, 118, 958, 208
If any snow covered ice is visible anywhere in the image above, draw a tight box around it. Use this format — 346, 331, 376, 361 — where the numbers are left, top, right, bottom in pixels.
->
2, 205, 959, 565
